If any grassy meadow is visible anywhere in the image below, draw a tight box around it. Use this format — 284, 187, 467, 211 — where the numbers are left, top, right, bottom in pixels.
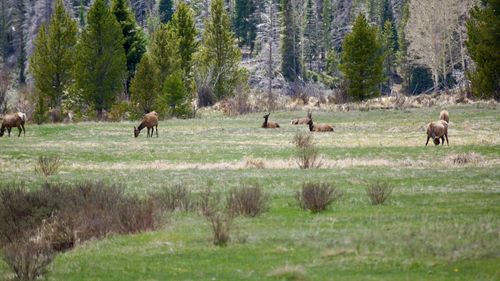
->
0, 105, 499, 280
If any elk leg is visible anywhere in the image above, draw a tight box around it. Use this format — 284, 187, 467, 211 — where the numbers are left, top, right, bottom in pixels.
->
22, 124, 25, 136
445, 134, 449, 146
156, 125, 158, 137
425, 136, 430, 146
17, 126, 22, 137
7, 127, 11, 137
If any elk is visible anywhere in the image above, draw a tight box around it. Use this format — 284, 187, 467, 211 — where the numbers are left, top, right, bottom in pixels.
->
426, 120, 449, 146
134, 111, 158, 138
440, 110, 449, 123
307, 119, 334, 132
291, 111, 312, 125
0, 112, 26, 137
262, 113, 280, 128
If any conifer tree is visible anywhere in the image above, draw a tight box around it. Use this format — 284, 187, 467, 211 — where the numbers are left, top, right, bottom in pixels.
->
149, 23, 180, 85
197, 0, 247, 101
112, 0, 147, 95
380, 0, 398, 50
74, 0, 126, 120
381, 20, 396, 91
159, 70, 191, 117
340, 14, 384, 101
30, 0, 78, 115
322, 0, 333, 55
159, 0, 174, 24
303, 0, 320, 73
130, 53, 158, 113
466, 0, 500, 100
281, 0, 302, 82
233, 0, 257, 51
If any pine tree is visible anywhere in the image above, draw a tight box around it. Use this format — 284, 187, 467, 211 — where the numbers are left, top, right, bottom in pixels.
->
74, 0, 126, 120
380, 0, 398, 51
303, 0, 320, 73
130, 53, 158, 113
281, 0, 302, 82
233, 0, 257, 51
322, 0, 333, 55
149, 23, 180, 85
197, 0, 247, 101
159, 70, 191, 117
340, 14, 384, 101
159, 0, 174, 24
170, 2, 198, 88
30, 0, 78, 117
466, 0, 500, 100
381, 20, 396, 92
111, 0, 146, 96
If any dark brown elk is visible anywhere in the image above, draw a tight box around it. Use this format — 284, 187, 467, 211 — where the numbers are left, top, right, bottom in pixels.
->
262, 113, 280, 128
307, 119, 334, 132
134, 111, 159, 138
426, 120, 449, 146
291, 111, 312, 125
0, 112, 26, 137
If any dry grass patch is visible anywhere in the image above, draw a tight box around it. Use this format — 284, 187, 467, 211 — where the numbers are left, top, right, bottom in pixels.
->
267, 264, 306, 280
34, 155, 61, 178
445, 152, 484, 165
244, 157, 265, 169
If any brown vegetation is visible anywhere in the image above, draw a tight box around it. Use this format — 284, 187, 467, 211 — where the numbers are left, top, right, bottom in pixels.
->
226, 184, 268, 217
34, 155, 61, 178
134, 111, 158, 138
296, 182, 342, 213
366, 181, 393, 205
293, 132, 322, 169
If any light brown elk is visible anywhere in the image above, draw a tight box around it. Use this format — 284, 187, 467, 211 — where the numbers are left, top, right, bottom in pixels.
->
262, 113, 280, 128
426, 120, 448, 146
307, 119, 334, 132
134, 111, 158, 138
291, 111, 312, 125
439, 110, 449, 123
0, 112, 26, 137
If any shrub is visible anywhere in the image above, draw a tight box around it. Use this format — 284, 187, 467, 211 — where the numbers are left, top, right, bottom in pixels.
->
296, 182, 342, 213
446, 152, 483, 165
108, 100, 132, 122
3, 240, 55, 281
293, 132, 322, 169
207, 211, 232, 246
152, 184, 194, 213
34, 155, 61, 178
198, 186, 222, 218
366, 181, 393, 205
226, 184, 268, 217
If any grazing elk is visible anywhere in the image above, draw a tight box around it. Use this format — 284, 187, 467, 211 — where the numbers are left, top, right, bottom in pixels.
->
262, 113, 280, 128
426, 120, 449, 146
0, 112, 26, 137
134, 111, 158, 138
291, 111, 312, 125
440, 110, 449, 123
307, 119, 334, 132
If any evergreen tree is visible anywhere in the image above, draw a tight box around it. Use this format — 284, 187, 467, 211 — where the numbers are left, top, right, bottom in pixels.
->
159, 0, 174, 24
281, 0, 302, 82
381, 20, 396, 91
303, 0, 320, 73
130, 53, 158, 113
79, 0, 86, 27
380, 0, 398, 50
159, 70, 191, 117
340, 14, 384, 101
197, 0, 247, 101
322, 0, 333, 55
233, 0, 257, 51
74, 0, 126, 120
466, 0, 500, 100
170, 2, 198, 87
149, 23, 180, 85
29, 0, 78, 117
111, 0, 147, 95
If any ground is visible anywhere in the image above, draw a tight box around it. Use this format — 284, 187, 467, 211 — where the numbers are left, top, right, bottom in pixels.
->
0, 105, 499, 280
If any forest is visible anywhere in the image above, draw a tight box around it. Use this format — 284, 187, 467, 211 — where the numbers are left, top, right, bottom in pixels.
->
0, 0, 498, 121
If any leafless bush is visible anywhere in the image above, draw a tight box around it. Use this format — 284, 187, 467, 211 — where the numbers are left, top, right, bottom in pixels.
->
196, 70, 215, 107
332, 80, 350, 104
366, 181, 393, 205
226, 184, 268, 217
221, 92, 253, 116
34, 155, 61, 178
198, 185, 222, 218
296, 182, 342, 213
207, 211, 232, 246
293, 132, 322, 169
3, 240, 55, 281
152, 184, 194, 212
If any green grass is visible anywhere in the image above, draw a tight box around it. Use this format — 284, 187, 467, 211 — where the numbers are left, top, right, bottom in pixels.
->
1, 105, 499, 280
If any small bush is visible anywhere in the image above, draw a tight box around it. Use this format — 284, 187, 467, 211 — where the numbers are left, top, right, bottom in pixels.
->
3, 240, 55, 281
34, 155, 61, 178
207, 211, 232, 246
198, 186, 223, 218
153, 184, 194, 212
226, 184, 268, 217
446, 152, 483, 165
296, 182, 342, 213
366, 181, 393, 205
293, 132, 322, 169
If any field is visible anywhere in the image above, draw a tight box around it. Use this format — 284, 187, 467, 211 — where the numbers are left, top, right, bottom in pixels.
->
1, 105, 499, 280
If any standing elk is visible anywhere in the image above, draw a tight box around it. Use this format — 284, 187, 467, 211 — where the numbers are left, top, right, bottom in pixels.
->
0, 112, 26, 137
426, 120, 449, 146
134, 111, 159, 138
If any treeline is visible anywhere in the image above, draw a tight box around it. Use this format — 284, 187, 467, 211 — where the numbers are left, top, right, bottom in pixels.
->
0, 0, 498, 121
28, 0, 245, 122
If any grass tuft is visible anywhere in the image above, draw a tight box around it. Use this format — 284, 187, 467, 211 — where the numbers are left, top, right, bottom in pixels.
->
366, 181, 393, 205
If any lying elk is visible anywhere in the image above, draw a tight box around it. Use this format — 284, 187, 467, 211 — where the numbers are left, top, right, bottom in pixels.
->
291, 111, 312, 125
134, 111, 158, 138
262, 113, 280, 128
0, 112, 26, 137
307, 119, 334, 132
